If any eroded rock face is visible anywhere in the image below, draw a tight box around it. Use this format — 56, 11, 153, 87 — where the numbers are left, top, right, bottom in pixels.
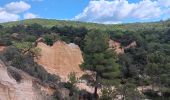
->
124, 41, 137, 49
109, 40, 124, 54
0, 60, 51, 100
36, 41, 84, 81
0, 46, 6, 52
109, 40, 137, 54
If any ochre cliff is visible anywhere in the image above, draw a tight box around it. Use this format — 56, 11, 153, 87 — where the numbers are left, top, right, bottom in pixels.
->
109, 40, 124, 54
36, 41, 84, 81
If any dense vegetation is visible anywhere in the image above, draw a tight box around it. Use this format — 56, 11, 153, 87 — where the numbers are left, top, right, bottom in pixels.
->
81, 30, 121, 99
0, 19, 170, 99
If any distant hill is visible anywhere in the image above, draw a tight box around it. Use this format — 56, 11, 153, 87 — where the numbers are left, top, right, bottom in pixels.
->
1, 18, 170, 31
0, 18, 108, 29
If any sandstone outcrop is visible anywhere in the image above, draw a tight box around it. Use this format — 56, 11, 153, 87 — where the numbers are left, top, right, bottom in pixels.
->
0, 60, 52, 100
36, 41, 84, 81
124, 41, 137, 49
109, 40, 124, 54
109, 40, 137, 54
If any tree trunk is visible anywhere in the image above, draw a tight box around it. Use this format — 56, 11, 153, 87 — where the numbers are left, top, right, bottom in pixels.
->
94, 86, 98, 99
94, 73, 98, 99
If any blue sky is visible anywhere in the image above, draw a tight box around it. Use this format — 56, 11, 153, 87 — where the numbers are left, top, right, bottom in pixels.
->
27, 0, 90, 20
0, 0, 170, 24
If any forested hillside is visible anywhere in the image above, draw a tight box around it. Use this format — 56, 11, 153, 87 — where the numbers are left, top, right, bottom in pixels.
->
0, 19, 170, 100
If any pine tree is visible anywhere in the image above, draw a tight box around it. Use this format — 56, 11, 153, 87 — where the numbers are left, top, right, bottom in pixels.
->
81, 30, 120, 98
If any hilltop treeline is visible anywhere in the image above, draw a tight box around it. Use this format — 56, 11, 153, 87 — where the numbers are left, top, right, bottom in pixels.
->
0, 19, 170, 99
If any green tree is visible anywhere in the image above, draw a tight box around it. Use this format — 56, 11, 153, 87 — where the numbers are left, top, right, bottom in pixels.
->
68, 72, 78, 86
146, 51, 170, 97
118, 83, 145, 100
43, 33, 60, 46
81, 30, 120, 98
26, 23, 45, 36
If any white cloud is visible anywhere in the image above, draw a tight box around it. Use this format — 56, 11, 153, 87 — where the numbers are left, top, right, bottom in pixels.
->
158, 0, 170, 7
74, 0, 170, 24
24, 12, 38, 19
131, 0, 161, 19
4, 1, 31, 14
0, 1, 39, 23
0, 11, 19, 23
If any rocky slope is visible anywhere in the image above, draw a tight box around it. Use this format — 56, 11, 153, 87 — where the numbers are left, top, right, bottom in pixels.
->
0, 60, 53, 100
36, 41, 84, 81
0, 40, 138, 99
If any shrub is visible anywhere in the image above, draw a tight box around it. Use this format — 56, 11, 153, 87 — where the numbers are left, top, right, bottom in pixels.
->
7, 68, 22, 83
68, 72, 78, 85
25, 35, 36, 42
1, 46, 60, 84
1, 47, 20, 61
100, 87, 117, 100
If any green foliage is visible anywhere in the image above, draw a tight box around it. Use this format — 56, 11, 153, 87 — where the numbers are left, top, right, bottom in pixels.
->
84, 30, 109, 53
0, 35, 12, 46
1, 46, 60, 83
118, 83, 145, 100
26, 23, 45, 36
1, 18, 170, 99
12, 41, 41, 58
43, 33, 61, 46
24, 35, 37, 42
63, 72, 79, 97
146, 51, 170, 90
12, 41, 32, 51
0, 47, 20, 61
68, 72, 78, 85
50, 25, 87, 48
82, 51, 121, 83
7, 67, 22, 83
30, 47, 41, 57
82, 30, 121, 98
100, 87, 117, 100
